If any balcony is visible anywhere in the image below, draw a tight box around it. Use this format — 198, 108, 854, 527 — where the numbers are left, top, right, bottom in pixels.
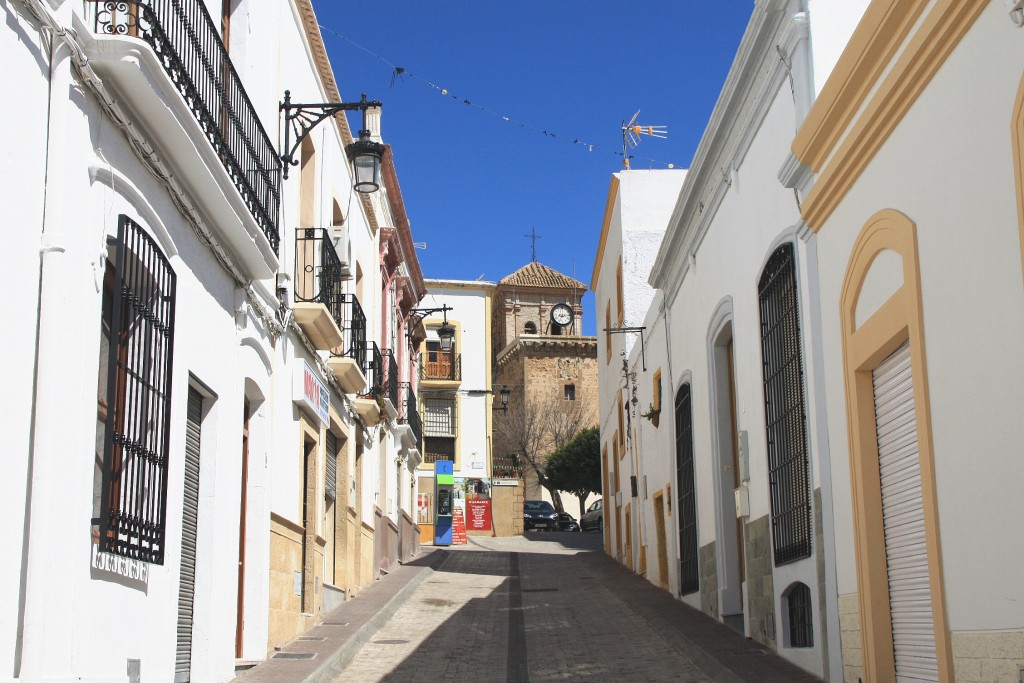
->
83, 0, 281, 276
492, 453, 523, 479
419, 351, 461, 383
294, 228, 343, 350
360, 342, 383, 398
326, 294, 368, 394
396, 383, 422, 451
381, 349, 399, 415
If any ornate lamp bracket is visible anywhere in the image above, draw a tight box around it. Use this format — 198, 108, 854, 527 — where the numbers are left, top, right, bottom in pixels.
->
280, 90, 382, 179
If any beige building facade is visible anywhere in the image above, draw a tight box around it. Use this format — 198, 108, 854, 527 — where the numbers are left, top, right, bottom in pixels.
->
492, 262, 599, 518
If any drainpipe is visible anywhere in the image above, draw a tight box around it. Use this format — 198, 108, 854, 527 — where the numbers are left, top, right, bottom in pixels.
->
659, 293, 678, 594
19, 31, 76, 679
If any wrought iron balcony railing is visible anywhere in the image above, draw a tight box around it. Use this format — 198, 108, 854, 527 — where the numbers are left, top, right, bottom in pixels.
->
89, 0, 281, 251
398, 382, 422, 448
420, 352, 461, 382
294, 228, 343, 325
338, 294, 367, 368
360, 341, 383, 398
492, 453, 523, 479
382, 349, 399, 409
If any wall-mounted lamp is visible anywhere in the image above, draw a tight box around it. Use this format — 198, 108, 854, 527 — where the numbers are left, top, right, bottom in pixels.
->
604, 326, 648, 372
499, 385, 511, 413
409, 304, 455, 351
280, 91, 385, 191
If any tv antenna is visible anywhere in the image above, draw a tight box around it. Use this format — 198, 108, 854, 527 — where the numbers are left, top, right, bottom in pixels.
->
621, 110, 668, 169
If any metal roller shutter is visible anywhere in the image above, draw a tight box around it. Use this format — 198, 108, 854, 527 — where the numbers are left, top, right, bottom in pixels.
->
325, 431, 338, 501
871, 341, 938, 682
175, 388, 203, 683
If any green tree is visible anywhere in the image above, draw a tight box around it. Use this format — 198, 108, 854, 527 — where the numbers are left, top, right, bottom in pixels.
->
544, 426, 601, 515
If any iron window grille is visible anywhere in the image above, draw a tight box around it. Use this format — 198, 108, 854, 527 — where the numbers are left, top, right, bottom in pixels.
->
758, 243, 812, 565
98, 215, 177, 564
88, 0, 281, 251
675, 383, 699, 594
785, 583, 814, 648
422, 394, 457, 437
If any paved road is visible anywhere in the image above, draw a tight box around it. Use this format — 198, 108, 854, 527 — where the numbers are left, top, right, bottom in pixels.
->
334, 532, 711, 682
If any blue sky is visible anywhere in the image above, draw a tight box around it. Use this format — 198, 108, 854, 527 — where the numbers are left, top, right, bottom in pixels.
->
311, 2, 753, 334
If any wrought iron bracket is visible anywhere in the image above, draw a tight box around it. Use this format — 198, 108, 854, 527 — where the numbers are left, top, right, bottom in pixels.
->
280, 90, 381, 179
604, 326, 647, 372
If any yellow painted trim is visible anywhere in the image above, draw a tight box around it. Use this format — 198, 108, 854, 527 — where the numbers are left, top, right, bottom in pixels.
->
793, 0, 928, 171
615, 258, 624, 326
652, 368, 663, 413
591, 175, 621, 291
797, 0, 989, 231
605, 301, 612, 364
839, 210, 953, 682
1013, 72, 1024, 285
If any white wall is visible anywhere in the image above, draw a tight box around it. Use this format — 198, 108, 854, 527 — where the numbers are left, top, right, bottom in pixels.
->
814, 2, 1024, 632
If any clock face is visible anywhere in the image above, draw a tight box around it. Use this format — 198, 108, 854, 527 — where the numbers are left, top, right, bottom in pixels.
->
551, 303, 573, 327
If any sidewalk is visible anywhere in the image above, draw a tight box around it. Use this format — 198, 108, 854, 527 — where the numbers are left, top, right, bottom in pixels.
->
233, 548, 450, 683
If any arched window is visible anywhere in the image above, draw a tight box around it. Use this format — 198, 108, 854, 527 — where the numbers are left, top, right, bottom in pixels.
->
523, 321, 537, 335
782, 582, 813, 648
757, 242, 812, 564
96, 215, 177, 565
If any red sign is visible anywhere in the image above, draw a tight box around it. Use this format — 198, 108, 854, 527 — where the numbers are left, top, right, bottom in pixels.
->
466, 499, 492, 531
452, 508, 467, 545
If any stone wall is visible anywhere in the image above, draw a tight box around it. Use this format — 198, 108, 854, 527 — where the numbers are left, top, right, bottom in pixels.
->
838, 593, 863, 683
700, 541, 719, 619
744, 514, 776, 648
268, 515, 321, 650
492, 480, 525, 536
951, 630, 1024, 683
814, 488, 830, 679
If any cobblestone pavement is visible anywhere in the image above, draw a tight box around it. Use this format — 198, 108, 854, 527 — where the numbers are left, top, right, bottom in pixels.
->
334, 532, 712, 683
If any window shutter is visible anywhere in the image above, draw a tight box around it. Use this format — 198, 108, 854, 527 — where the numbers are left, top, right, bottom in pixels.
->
325, 430, 338, 501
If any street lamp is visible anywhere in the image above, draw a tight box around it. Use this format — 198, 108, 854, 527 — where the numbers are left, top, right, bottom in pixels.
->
280, 91, 386, 191
499, 385, 511, 413
409, 305, 455, 351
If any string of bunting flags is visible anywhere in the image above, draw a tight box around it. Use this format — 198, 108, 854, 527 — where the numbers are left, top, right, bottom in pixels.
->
317, 23, 677, 169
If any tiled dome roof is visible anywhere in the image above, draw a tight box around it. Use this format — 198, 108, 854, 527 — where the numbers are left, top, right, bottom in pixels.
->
498, 262, 586, 290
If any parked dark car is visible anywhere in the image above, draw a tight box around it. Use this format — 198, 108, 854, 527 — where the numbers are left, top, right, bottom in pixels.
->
580, 498, 604, 532
557, 512, 581, 532
524, 500, 559, 531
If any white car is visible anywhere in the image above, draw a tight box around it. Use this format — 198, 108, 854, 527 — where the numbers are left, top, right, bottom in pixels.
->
580, 499, 604, 532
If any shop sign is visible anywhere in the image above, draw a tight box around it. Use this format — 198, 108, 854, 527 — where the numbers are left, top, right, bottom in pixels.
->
294, 360, 329, 424
466, 498, 492, 531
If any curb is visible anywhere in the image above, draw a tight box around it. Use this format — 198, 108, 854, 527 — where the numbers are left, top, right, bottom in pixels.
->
298, 550, 450, 683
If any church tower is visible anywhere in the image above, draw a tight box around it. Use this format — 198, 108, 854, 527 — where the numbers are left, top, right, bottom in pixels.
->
491, 262, 598, 511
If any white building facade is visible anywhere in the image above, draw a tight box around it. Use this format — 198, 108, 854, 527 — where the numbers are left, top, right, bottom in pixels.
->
415, 279, 495, 541
1, 0, 426, 680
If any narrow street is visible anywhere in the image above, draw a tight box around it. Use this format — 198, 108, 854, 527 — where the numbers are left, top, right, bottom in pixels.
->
241, 533, 821, 683
336, 533, 710, 682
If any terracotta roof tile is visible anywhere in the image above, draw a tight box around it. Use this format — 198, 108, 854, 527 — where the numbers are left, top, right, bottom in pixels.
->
498, 262, 586, 290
